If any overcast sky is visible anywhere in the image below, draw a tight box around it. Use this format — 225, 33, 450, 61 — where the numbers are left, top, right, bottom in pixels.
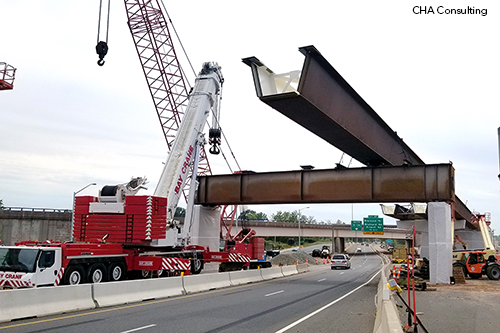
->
1, 1, 499, 232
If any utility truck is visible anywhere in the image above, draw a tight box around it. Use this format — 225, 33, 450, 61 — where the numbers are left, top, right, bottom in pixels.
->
0, 63, 269, 289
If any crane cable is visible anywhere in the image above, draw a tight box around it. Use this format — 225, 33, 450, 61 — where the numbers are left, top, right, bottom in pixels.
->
96, 0, 111, 66
160, 1, 196, 86
159, 0, 242, 173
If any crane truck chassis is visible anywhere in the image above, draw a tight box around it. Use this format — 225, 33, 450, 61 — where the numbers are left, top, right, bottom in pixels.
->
0, 230, 267, 289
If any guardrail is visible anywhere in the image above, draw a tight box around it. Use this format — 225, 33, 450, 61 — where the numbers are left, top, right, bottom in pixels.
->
1, 207, 71, 213
0, 265, 307, 323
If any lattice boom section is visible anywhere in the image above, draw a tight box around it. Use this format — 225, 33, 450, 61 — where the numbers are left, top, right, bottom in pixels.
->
124, 0, 188, 148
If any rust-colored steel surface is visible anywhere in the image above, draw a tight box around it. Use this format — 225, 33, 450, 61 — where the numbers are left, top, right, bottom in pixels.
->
197, 164, 454, 205
243, 46, 424, 167
242, 46, 472, 222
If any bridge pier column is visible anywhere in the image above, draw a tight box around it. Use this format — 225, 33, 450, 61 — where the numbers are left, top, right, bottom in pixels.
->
332, 237, 344, 253
428, 202, 452, 284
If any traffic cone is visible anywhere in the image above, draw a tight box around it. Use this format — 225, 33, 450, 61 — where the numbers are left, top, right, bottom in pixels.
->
316, 258, 319, 265
392, 265, 396, 279
296, 259, 299, 265
396, 266, 401, 282
305, 258, 308, 264
323, 258, 326, 265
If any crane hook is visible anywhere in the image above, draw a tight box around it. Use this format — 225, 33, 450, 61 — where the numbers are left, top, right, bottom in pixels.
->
96, 41, 108, 66
208, 128, 221, 155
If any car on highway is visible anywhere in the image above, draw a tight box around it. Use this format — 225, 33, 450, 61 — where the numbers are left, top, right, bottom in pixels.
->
331, 254, 351, 269
356, 247, 362, 252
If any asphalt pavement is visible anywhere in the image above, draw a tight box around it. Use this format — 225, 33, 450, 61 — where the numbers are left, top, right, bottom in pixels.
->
0, 245, 383, 333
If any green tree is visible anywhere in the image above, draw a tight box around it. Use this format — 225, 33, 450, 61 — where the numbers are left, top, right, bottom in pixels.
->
271, 210, 312, 223
238, 209, 268, 221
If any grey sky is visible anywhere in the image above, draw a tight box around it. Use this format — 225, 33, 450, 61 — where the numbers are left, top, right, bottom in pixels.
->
1, 1, 499, 231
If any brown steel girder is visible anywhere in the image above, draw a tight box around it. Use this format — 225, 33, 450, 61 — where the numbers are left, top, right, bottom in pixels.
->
197, 164, 454, 206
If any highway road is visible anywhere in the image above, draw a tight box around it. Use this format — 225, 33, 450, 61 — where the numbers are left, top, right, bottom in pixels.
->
0, 244, 382, 333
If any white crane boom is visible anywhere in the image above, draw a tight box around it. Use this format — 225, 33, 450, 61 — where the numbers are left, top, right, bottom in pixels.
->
154, 62, 223, 227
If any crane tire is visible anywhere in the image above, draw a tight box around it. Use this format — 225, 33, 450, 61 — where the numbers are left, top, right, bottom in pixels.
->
486, 265, 500, 280
63, 265, 86, 285
107, 262, 126, 281
87, 263, 107, 284
191, 258, 203, 275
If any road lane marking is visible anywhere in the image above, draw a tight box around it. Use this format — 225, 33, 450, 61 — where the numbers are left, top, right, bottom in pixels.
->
120, 324, 157, 333
317, 278, 326, 282
339, 272, 345, 275
274, 268, 382, 333
265, 290, 284, 297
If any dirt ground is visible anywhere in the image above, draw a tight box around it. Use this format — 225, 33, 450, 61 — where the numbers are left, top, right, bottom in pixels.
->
397, 277, 500, 332
433, 278, 500, 293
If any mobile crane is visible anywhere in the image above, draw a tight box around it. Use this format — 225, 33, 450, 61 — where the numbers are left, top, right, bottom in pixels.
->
0, 1, 271, 288
0, 62, 268, 289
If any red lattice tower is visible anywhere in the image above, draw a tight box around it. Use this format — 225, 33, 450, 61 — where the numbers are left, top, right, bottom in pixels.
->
124, 0, 213, 197
0, 63, 16, 90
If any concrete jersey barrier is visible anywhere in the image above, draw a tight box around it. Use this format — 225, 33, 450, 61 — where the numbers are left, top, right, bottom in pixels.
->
0, 264, 312, 323
296, 263, 309, 273
0, 284, 95, 322
281, 265, 298, 276
229, 269, 264, 286
92, 276, 184, 308
373, 263, 403, 333
260, 267, 283, 280
183, 272, 231, 294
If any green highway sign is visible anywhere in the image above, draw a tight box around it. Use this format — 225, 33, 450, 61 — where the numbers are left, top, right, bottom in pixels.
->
363, 215, 384, 234
351, 220, 362, 231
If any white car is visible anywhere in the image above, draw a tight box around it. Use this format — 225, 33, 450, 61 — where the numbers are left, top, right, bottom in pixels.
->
331, 254, 351, 269
356, 247, 362, 252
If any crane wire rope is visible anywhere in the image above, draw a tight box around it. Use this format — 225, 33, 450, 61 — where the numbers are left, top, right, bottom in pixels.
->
96, 0, 111, 66
159, 0, 242, 173
159, 1, 197, 87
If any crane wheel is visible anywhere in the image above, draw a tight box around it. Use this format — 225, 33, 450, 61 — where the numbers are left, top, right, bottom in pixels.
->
87, 263, 107, 283
486, 265, 500, 280
107, 262, 125, 281
63, 265, 86, 285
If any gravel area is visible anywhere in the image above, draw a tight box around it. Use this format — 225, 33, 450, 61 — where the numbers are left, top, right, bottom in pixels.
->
270, 251, 317, 266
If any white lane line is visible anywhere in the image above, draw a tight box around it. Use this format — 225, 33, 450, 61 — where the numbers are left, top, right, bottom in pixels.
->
317, 278, 326, 282
120, 324, 157, 333
340, 272, 345, 275
265, 290, 285, 297
274, 269, 382, 333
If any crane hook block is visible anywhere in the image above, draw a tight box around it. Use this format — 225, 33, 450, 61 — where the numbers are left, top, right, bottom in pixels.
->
95, 41, 109, 66
209, 128, 222, 155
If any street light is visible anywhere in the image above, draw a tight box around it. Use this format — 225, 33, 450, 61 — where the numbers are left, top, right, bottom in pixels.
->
70, 182, 97, 241
298, 206, 309, 249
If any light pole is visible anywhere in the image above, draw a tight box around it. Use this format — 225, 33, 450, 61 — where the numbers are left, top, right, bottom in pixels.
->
71, 182, 97, 241
298, 206, 309, 249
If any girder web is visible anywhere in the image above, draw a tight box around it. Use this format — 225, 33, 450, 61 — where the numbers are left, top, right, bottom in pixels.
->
124, 0, 213, 202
